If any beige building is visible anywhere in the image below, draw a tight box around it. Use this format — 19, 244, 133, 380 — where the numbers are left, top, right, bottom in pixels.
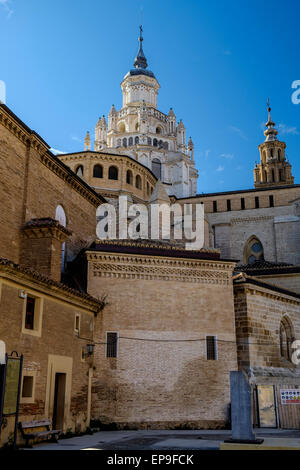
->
1, 25, 300, 444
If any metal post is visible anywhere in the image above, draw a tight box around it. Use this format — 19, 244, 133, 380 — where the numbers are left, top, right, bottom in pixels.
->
0, 353, 8, 434
13, 354, 23, 450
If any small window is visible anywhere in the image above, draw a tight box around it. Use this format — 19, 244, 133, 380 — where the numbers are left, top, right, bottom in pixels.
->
74, 314, 80, 333
255, 196, 259, 209
75, 165, 84, 178
106, 332, 118, 358
241, 198, 245, 210
20, 371, 36, 403
135, 136, 139, 145
108, 166, 118, 180
93, 164, 103, 178
136, 175, 142, 190
269, 195, 274, 207
227, 199, 231, 211
25, 297, 35, 330
213, 201, 217, 213
128, 137, 133, 146
126, 170, 133, 185
206, 336, 217, 360
22, 376, 34, 398
122, 138, 127, 147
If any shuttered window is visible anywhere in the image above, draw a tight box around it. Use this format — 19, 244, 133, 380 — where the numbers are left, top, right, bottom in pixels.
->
206, 336, 217, 360
106, 332, 118, 358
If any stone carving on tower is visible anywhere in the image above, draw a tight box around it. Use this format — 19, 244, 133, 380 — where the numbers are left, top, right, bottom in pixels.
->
254, 100, 294, 188
91, 25, 198, 198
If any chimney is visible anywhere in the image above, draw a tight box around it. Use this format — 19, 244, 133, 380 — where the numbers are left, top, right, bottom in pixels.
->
20, 218, 71, 282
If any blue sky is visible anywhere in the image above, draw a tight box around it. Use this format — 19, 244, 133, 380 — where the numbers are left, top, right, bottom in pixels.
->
0, 0, 299, 194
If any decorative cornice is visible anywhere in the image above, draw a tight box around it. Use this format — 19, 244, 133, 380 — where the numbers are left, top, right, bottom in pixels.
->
87, 252, 234, 284
22, 218, 72, 242
231, 215, 273, 224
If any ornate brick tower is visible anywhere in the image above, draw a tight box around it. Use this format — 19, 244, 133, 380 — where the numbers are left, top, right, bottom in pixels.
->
254, 100, 294, 188
90, 25, 198, 198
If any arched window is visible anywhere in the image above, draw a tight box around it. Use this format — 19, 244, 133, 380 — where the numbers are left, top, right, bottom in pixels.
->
93, 164, 103, 178
270, 148, 274, 158
122, 138, 127, 148
126, 170, 133, 185
108, 166, 118, 180
152, 158, 162, 180
55, 205, 66, 273
147, 137, 152, 146
244, 236, 264, 264
280, 316, 294, 361
156, 127, 161, 134
135, 136, 139, 145
128, 137, 133, 146
153, 138, 158, 147
136, 175, 142, 189
75, 165, 84, 178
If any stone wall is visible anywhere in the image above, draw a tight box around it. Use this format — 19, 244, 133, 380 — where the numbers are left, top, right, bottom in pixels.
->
87, 250, 238, 429
234, 280, 300, 369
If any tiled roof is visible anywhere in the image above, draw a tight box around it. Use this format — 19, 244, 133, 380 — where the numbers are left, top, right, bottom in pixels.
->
233, 272, 300, 300
0, 257, 104, 312
235, 259, 300, 276
87, 239, 228, 261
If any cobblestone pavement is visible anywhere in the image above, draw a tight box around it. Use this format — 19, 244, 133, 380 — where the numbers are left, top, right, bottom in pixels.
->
28, 428, 300, 451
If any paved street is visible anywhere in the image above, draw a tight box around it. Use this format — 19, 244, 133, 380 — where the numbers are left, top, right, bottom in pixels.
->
27, 428, 300, 451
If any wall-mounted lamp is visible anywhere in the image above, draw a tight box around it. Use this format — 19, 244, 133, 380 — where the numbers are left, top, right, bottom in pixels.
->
82, 343, 95, 358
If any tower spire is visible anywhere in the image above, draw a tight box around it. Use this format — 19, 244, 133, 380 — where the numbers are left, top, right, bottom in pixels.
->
134, 24, 148, 70
264, 98, 278, 142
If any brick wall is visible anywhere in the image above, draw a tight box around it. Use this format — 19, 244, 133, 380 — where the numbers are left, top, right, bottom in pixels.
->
88, 252, 238, 429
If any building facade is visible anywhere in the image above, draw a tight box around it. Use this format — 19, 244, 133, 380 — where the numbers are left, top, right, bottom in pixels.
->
1, 24, 300, 444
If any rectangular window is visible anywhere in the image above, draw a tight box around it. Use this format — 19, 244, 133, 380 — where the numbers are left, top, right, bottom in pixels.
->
74, 314, 80, 333
269, 195, 274, 207
255, 196, 259, 209
106, 332, 118, 358
206, 336, 217, 360
241, 198, 245, 210
213, 201, 217, 213
20, 372, 36, 404
25, 297, 35, 330
227, 199, 231, 211
22, 376, 34, 398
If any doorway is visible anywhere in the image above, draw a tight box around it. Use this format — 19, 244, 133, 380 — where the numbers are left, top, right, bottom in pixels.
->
52, 373, 66, 429
256, 385, 277, 428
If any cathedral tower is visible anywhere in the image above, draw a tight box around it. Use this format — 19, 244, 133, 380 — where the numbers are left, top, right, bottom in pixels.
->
254, 101, 294, 188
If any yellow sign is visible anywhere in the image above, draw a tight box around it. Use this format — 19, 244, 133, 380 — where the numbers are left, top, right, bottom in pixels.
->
3, 358, 21, 415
